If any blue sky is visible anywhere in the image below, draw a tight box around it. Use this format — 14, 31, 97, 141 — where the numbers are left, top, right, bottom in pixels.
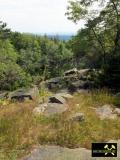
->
0, 0, 85, 34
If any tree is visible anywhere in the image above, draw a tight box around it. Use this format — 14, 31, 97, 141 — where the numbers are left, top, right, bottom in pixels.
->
0, 21, 11, 40
66, 0, 120, 61
0, 63, 32, 90
0, 40, 17, 63
66, 0, 120, 88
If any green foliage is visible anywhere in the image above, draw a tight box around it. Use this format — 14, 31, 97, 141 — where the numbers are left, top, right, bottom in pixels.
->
0, 21, 74, 91
67, 28, 102, 68
0, 21, 11, 40
66, 0, 120, 88
0, 40, 17, 63
0, 63, 32, 90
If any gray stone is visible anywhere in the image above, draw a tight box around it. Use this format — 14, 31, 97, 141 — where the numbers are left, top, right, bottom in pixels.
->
95, 105, 117, 120
44, 103, 68, 116
114, 108, 120, 116
78, 69, 90, 79
0, 92, 9, 100
64, 68, 77, 76
49, 95, 66, 104
8, 86, 39, 102
47, 77, 61, 84
33, 102, 68, 117
68, 80, 94, 93
45, 77, 62, 90
56, 93, 73, 99
21, 139, 120, 160
68, 112, 85, 122
21, 145, 92, 160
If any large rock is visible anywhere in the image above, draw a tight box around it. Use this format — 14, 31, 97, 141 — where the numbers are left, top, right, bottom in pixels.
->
68, 80, 94, 93
49, 95, 66, 104
0, 92, 9, 100
8, 86, 39, 102
95, 105, 117, 120
21, 145, 91, 160
33, 103, 68, 116
44, 103, 68, 116
64, 68, 78, 76
64, 68, 90, 78
21, 139, 120, 160
55, 93, 73, 99
45, 77, 62, 90
78, 69, 91, 79
114, 108, 120, 116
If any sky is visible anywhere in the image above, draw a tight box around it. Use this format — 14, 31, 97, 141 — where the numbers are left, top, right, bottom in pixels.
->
0, 0, 85, 34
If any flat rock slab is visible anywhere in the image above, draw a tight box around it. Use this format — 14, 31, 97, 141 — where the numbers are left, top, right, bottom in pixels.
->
56, 93, 73, 99
95, 105, 117, 120
22, 145, 91, 160
49, 95, 66, 104
44, 103, 68, 116
8, 86, 39, 101
21, 140, 120, 160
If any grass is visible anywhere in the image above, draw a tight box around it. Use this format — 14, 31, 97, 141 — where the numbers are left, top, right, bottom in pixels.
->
0, 89, 120, 159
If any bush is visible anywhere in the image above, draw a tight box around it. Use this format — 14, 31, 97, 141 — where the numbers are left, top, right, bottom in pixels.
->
0, 63, 32, 90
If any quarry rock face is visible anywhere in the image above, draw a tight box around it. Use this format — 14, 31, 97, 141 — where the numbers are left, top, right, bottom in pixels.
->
42, 68, 95, 92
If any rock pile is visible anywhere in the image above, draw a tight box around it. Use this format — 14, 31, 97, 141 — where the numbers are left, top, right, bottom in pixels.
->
41, 68, 95, 93
33, 93, 73, 117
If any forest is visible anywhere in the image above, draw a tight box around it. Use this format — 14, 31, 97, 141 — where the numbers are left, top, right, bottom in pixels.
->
0, 0, 120, 91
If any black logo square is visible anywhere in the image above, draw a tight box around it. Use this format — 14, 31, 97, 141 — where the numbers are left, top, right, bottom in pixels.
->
92, 143, 117, 157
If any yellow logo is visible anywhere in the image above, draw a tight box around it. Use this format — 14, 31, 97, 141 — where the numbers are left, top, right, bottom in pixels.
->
104, 144, 116, 156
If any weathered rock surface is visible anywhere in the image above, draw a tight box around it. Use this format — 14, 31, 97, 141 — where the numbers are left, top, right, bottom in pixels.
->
55, 93, 73, 99
42, 68, 94, 92
49, 95, 66, 104
114, 108, 120, 116
68, 112, 85, 122
68, 80, 94, 93
21, 140, 120, 160
64, 68, 78, 76
33, 103, 68, 116
0, 92, 9, 100
44, 103, 68, 116
33, 93, 72, 116
95, 105, 117, 120
45, 77, 62, 90
8, 86, 39, 102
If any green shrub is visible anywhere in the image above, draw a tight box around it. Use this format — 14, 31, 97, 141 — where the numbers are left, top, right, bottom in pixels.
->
0, 63, 32, 90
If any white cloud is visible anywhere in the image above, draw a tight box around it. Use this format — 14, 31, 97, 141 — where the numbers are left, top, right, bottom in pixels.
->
0, 0, 84, 34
